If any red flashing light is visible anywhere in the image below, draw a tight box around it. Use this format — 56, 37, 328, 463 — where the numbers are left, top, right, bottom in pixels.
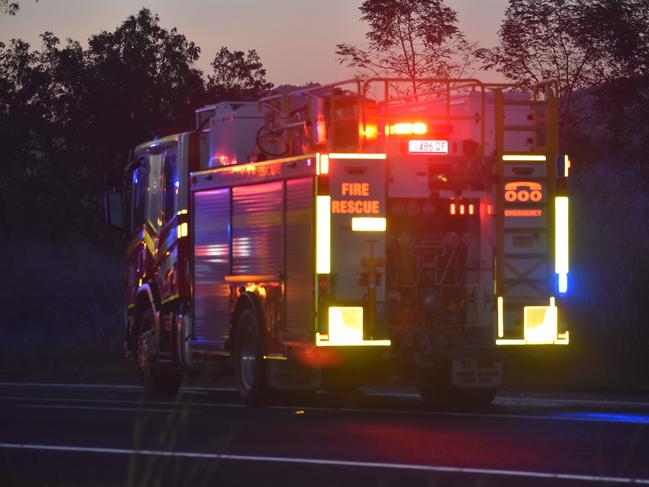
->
449, 201, 478, 216
388, 122, 428, 136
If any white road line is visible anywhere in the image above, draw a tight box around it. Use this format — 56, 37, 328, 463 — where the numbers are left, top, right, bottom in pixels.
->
495, 396, 649, 408
269, 404, 649, 425
362, 390, 649, 408
0, 382, 140, 390
17, 404, 200, 414
0, 382, 236, 393
0, 396, 242, 409
3, 382, 649, 408
2, 396, 648, 425
0, 442, 647, 484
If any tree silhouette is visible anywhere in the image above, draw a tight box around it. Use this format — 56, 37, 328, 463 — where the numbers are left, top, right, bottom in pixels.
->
336, 0, 475, 96
0, 8, 207, 239
207, 47, 273, 101
0, 0, 37, 16
476, 0, 649, 128
1, 1, 19, 15
0, 8, 278, 240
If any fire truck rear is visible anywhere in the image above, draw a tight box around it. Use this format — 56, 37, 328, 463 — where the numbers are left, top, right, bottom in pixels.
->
106, 78, 570, 406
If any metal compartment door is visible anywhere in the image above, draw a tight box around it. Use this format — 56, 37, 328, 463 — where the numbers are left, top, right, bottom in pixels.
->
284, 177, 315, 342
192, 188, 231, 346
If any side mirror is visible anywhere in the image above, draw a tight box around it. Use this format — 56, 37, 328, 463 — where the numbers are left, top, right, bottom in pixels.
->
104, 191, 125, 231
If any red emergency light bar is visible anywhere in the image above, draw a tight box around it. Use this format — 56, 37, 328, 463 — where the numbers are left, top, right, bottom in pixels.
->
387, 122, 428, 135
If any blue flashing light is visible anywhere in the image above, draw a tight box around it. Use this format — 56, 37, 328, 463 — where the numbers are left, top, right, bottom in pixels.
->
558, 273, 568, 294
133, 170, 139, 185
174, 180, 180, 189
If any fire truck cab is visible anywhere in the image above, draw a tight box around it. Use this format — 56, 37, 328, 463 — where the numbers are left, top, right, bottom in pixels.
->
107, 78, 570, 405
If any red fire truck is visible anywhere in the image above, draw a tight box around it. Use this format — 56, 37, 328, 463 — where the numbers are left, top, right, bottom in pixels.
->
106, 78, 570, 406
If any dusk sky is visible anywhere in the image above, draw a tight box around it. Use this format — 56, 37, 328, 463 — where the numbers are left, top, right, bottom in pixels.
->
0, 0, 509, 85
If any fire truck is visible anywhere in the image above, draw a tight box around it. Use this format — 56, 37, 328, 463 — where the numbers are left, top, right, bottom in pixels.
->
106, 78, 570, 406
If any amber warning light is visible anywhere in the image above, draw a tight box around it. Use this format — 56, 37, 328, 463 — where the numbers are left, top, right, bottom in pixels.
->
408, 140, 448, 155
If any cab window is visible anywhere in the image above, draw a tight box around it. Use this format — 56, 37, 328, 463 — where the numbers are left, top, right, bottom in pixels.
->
131, 159, 148, 234
163, 152, 178, 224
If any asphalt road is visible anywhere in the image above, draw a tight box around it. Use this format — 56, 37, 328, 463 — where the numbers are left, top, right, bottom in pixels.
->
1, 382, 649, 486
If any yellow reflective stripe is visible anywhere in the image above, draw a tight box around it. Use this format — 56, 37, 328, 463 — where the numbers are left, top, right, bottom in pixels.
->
161, 294, 180, 305
143, 227, 155, 255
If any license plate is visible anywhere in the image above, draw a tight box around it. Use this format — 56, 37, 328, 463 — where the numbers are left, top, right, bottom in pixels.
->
408, 139, 448, 155
452, 358, 503, 388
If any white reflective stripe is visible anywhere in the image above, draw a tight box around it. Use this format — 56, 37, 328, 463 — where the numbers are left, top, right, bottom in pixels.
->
0, 442, 647, 484
502, 154, 546, 162
328, 153, 387, 160
351, 217, 386, 232
555, 197, 569, 273
316, 196, 331, 274
497, 296, 504, 338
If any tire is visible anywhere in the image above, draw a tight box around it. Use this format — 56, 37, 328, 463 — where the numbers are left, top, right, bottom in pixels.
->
136, 308, 182, 396
234, 308, 267, 405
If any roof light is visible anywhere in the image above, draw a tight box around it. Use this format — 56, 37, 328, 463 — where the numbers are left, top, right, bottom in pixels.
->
360, 124, 378, 140
317, 153, 329, 175
388, 122, 428, 135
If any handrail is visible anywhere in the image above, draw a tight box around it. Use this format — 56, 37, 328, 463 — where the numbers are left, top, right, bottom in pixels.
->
360, 78, 486, 155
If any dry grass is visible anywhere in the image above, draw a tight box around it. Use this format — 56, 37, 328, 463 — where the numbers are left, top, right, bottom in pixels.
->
0, 238, 132, 382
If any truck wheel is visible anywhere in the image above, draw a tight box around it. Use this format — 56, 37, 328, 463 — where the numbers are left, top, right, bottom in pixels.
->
136, 308, 182, 396
234, 308, 267, 405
